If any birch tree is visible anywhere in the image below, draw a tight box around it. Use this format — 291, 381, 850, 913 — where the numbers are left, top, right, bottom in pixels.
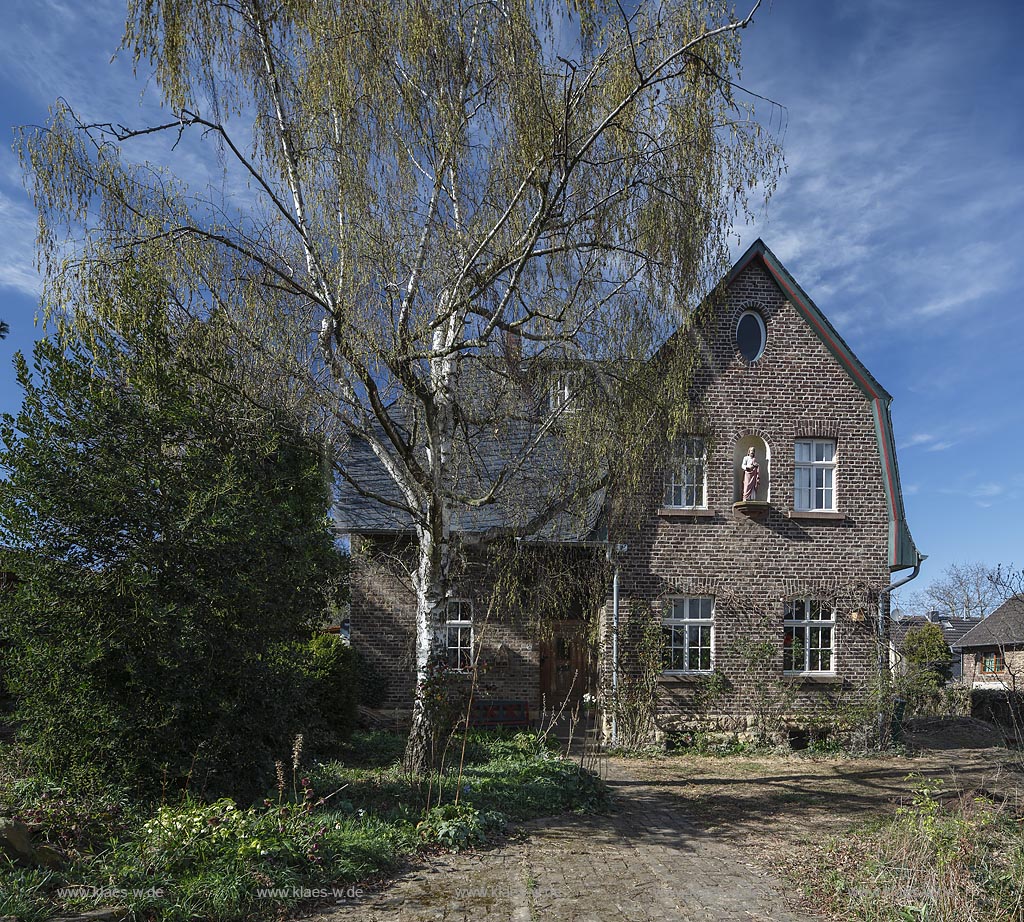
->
19, 0, 782, 771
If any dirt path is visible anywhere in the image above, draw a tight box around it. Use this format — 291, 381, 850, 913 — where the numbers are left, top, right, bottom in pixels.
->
303, 723, 1023, 922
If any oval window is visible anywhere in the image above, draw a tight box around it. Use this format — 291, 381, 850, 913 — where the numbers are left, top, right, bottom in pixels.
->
736, 311, 766, 362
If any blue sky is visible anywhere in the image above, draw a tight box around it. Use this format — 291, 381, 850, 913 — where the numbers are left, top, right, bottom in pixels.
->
0, 0, 1020, 597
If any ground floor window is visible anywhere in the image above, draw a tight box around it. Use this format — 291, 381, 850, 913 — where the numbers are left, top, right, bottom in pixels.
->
980, 651, 1005, 675
439, 598, 473, 671
662, 597, 714, 672
784, 598, 835, 673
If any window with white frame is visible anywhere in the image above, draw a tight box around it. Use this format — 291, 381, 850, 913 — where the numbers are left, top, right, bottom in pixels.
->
783, 598, 835, 673
549, 371, 578, 413
664, 437, 707, 508
794, 439, 837, 511
438, 598, 473, 671
662, 597, 714, 672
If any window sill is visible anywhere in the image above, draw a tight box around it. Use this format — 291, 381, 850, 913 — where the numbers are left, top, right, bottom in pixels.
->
659, 672, 714, 684
784, 674, 842, 687
658, 506, 715, 518
786, 509, 845, 521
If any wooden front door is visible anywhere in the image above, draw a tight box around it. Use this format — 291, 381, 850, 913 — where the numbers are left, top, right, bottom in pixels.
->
540, 620, 592, 708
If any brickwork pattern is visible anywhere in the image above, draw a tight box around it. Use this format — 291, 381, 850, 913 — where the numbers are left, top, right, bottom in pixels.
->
961, 647, 1024, 688
349, 539, 543, 714
604, 261, 892, 733
350, 260, 898, 734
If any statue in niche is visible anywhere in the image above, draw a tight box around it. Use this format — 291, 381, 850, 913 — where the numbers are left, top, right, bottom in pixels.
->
741, 446, 760, 501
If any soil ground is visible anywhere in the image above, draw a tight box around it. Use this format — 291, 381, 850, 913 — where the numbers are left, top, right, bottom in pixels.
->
302, 718, 1024, 922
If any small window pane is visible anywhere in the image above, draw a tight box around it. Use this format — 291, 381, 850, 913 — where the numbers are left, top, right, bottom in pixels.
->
663, 597, 714, 672
795, 441, 811, 463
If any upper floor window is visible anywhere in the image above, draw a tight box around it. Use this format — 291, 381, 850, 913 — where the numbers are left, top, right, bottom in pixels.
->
980, 651, 1005, 675
664, 437, 707, 508
663, 596, 714, 673
784, 598, 835, 673
439, 598, 473, 671
736, 310, 767, 362
549, 371, 578, 414
794, 439, 836, 511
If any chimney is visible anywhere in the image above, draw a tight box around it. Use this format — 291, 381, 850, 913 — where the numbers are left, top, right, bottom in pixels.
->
503, 328, 522, 362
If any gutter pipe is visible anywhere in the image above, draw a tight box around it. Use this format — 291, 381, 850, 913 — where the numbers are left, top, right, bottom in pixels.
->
878, 552, 927, 661
875, 552, 926, 739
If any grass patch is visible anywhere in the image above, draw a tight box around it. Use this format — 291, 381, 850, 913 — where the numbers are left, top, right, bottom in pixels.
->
0, 730, 607, 921
797, 775, 1024, 922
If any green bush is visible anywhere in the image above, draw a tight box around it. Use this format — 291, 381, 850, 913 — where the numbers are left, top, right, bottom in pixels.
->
0, 286, 346, 802
0, 730, 606, 922
415, 802, 506, 850
304, 633, 359, 750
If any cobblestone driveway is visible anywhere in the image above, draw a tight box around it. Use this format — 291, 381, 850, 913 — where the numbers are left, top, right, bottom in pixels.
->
308, 759, 818, 922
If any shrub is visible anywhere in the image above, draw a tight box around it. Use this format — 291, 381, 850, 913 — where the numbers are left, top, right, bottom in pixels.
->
415, 802, 505, 851
971, 687, 1024, 729
304, 633, 359, 750
1, 730, 608, 921
811, 776, 1024, 922
0, 287, 346, 802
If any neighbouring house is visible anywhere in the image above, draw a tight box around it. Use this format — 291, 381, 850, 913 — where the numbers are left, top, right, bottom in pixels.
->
957, 596, 1024, 691
890, 612, 979, 682
335, 239, 922, 743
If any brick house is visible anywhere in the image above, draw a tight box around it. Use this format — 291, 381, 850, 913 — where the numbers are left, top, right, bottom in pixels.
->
336, 239, 922, 741
957, 596, 1024, 691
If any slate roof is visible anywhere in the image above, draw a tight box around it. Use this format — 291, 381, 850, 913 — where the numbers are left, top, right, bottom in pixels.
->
333, 409, 607, 544
334, 239, 920, 565
891, 615, 980, 651
956, 596, 1024, 649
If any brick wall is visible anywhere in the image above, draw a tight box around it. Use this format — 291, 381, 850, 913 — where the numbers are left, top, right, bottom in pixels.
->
602, 259, 893, 739
349, 536, 544, 717
350, 257, 902, 740
961, 647, 1024, 690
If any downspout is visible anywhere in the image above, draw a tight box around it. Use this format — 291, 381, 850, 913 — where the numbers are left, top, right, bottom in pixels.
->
877, 552, 927, 664
875, 552, 926, 739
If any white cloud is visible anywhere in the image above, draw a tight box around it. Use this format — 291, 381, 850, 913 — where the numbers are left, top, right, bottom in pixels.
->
0, 189, 41, 297
900, 432, 957, 452
734, 2, 1024, 347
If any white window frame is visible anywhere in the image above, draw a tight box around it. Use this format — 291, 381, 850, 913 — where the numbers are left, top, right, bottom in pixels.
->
664, 437, 707, 509
662, 597, 715, 674
736, 310, 767, 362
783, 598, 836, 674
794, 439, 837, 512
549, 371, 578, 414
439, 598, 474, 672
